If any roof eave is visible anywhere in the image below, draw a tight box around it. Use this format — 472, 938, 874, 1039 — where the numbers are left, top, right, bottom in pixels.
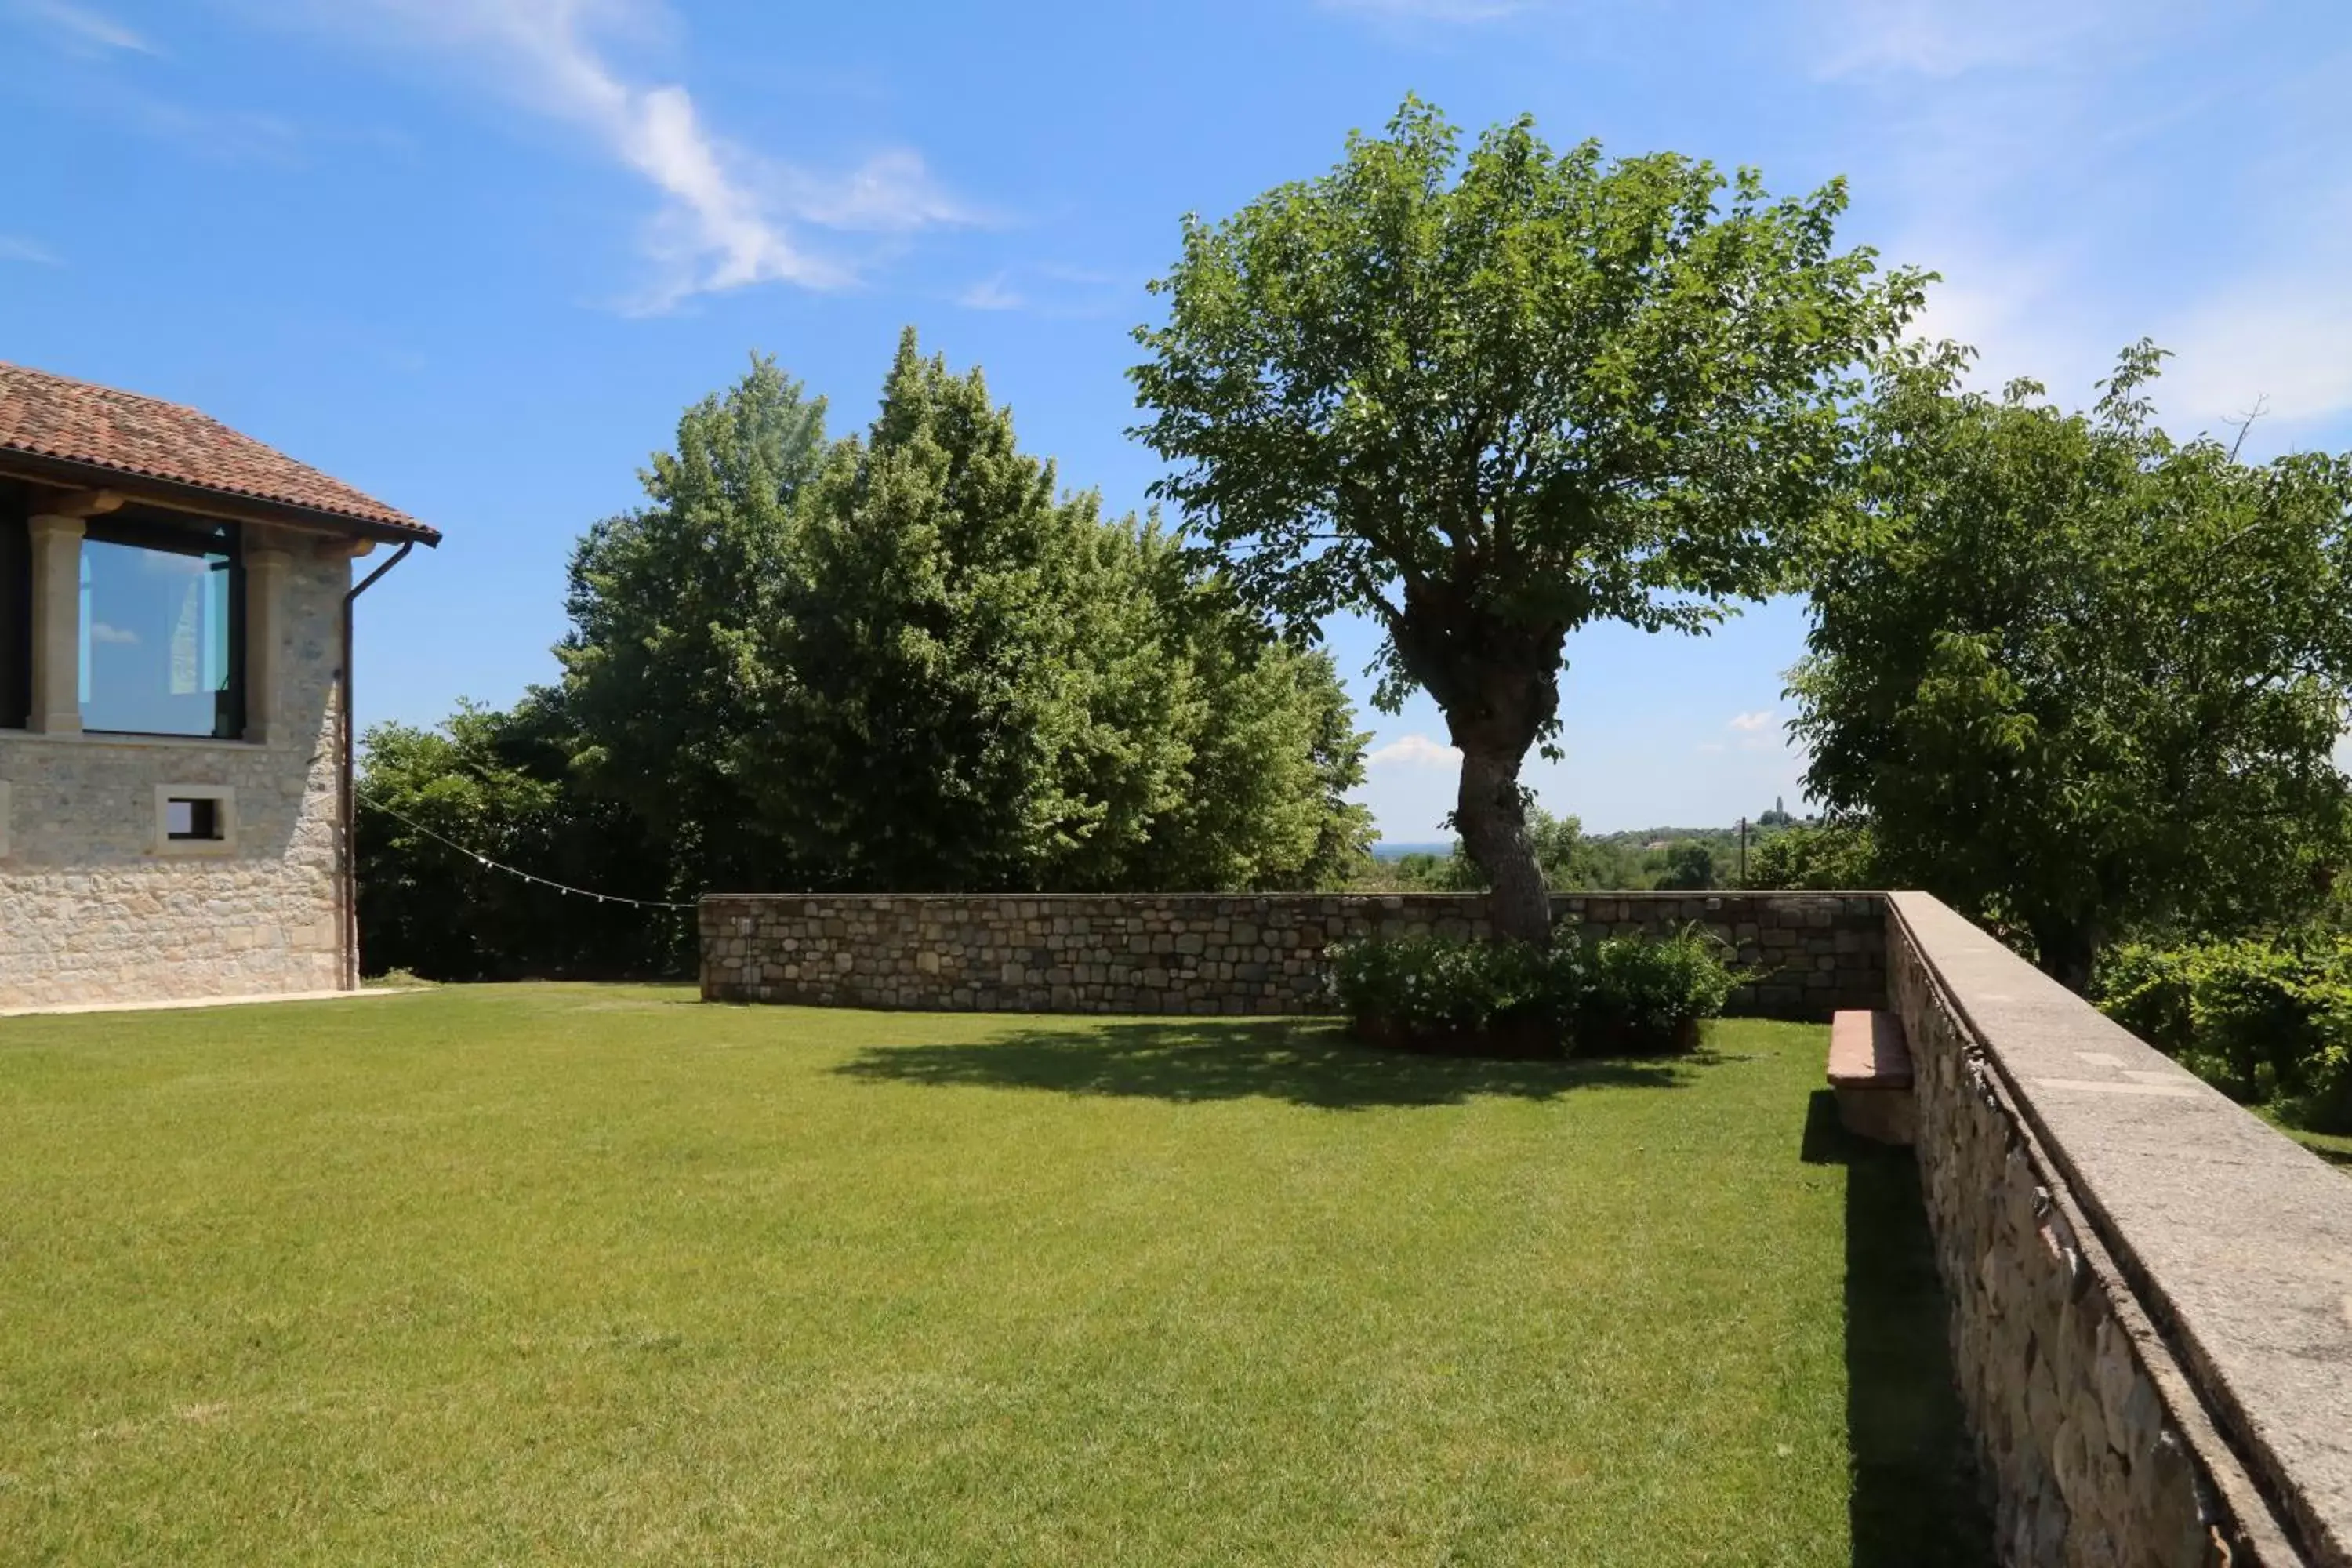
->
0, 448, 441, 546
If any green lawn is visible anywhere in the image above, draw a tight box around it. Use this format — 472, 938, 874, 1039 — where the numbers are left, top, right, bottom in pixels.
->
0, 986, 1984, 1566
2262, 1109, 2352, 1168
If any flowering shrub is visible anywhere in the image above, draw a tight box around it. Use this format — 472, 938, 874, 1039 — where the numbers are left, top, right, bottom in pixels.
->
2097, 937, 2352, 1133
1326, 924, 1740, 1056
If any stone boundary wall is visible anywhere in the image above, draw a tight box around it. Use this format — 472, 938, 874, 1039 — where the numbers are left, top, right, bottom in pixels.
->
1889, 892, 2349, 1568
698, 890, 1886, 1021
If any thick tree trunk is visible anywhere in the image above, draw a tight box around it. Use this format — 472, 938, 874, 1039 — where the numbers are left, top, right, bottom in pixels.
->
1388, 581, 1567, 948
2032, 921, 2100, 995
1456, 735, 1552, 946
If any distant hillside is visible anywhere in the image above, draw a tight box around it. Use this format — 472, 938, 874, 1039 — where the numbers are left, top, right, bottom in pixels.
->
1370, 841, 1453, 862
1377, 826, 1768, 860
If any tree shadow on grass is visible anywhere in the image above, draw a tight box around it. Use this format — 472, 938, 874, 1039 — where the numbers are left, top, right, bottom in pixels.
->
1802, 1090, 1996, 1567
833, 1018, 1701, 1110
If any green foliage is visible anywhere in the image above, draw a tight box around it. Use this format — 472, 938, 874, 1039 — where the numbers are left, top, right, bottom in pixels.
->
558, 356, 826, 894
1374, 808, 1603, 891
357, 706, 688, 980
1582, 928, 1744, 1048
1367, 811, 1806, 893
1793, 341, 2352, 987
1742, 822, 1878, 891
1327, 924, 1740, 1051
1326, 934, 1586, 1036
750, 331, 1373, 891
786, 335, 1369, 889
2098, 937, 2352, 1133
364, 338, 1376, 978
1132, 96, 1922, 939
1656, 841, 1717, 891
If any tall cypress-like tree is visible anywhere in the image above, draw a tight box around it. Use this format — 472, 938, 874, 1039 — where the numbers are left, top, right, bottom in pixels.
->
753, 330, 1373, 891
751, 332, 1187, 889
557, 356, 827, 894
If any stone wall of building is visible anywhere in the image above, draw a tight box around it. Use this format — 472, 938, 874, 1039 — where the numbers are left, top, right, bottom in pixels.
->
699, 890, 1886, 1020
1888, 892, 2342, 1568
0, 553, 348, 1009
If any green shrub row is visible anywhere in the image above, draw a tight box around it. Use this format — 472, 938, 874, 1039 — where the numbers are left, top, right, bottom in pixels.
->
1324, 924, 1743, 1054
2096, 937, 2352, 1134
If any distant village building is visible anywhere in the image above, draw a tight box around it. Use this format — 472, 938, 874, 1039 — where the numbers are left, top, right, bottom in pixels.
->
0, 364, 439, 1009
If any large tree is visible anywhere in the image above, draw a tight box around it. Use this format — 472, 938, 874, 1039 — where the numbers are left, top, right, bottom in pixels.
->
557, 356, 827, 894
1791, 342, 2352, 989
751, 329, 1375, 892
1131, 100, 1921, 942
356, 702, 685, 979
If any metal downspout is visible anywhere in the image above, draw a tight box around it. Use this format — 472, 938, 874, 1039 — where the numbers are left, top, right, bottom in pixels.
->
339, 540, 414, 990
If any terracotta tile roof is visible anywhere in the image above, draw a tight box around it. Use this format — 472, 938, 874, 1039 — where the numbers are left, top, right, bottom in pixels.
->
0, 361, 438, 542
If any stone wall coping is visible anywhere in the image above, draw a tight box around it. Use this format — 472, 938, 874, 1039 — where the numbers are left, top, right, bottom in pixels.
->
1891, 891, 2352, 1566
702, 889, 1891, 904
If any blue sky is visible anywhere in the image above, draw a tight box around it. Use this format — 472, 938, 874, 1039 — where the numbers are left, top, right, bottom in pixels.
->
5, 0, 2349, 839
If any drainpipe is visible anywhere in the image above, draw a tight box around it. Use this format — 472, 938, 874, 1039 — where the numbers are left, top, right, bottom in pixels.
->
339, 540, 414, 991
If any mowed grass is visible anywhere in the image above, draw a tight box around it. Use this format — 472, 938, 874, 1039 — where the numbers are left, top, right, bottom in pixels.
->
0, 986, 1982, 1566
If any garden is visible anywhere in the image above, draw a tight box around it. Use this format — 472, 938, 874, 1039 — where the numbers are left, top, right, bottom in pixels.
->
0, 986, 1987, 1565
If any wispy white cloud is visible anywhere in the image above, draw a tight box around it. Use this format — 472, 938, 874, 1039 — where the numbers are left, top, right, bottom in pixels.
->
1367, 733, 1462, 768
1726, 709, 1776, 733
0, 234, 62, 266
953, 262, 1127, 317
9, 0, 155, 55
2165, 288, 2352, 433
2159, 191, 2352, 432
1809, 1, 2352, 437
1808, 0, 2120, 78
957, 274, 1023, 311
779, 147, 977, 234
276, 0, 975, 310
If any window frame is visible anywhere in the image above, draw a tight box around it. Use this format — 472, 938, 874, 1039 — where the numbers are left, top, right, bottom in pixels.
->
152, 783, 237, 857
78, 511, 245, 742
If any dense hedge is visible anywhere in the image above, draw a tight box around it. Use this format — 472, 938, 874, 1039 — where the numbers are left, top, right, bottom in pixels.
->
1326, 924, 1742, 1057
2097, 937, 2352, 1134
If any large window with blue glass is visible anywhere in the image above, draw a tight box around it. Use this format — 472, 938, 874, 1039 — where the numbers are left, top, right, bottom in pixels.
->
77, 514, 243, 738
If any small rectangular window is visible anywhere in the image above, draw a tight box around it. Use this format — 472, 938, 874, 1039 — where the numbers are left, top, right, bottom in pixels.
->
165, 796, 223, 840
153, 784, 234, 856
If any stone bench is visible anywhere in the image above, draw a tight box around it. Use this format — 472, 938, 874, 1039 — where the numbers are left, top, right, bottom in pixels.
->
1828, 1009, 1915, 1145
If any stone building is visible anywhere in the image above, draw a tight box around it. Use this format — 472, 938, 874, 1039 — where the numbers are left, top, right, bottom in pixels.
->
0, 363, 440, 1010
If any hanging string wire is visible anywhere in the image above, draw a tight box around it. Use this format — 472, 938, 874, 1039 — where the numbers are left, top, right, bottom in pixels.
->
356, 793, 697, 912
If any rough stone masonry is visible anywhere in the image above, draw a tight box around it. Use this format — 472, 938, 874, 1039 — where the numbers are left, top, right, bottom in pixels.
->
0, 551, 349, 1010
698, 890, 1887, 1021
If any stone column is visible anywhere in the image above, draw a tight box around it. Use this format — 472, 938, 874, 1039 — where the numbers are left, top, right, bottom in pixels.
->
241, 546, 291, 744
27, 514, 84, 735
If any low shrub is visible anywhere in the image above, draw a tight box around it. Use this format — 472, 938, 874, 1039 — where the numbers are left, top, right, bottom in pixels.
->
1581, 928, 1745, 1052
2097, 936, 2352, 1134
1325, 935, 1584, 1055
1326, 924, 1741, 1058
